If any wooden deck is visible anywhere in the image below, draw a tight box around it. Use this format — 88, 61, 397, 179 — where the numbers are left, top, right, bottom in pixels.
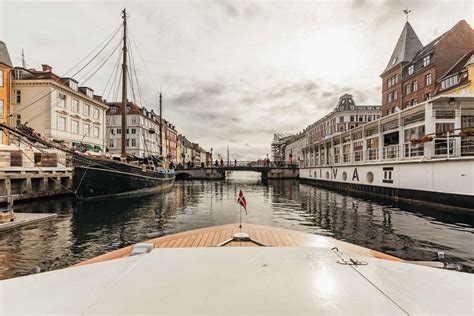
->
76, 223, 402, 267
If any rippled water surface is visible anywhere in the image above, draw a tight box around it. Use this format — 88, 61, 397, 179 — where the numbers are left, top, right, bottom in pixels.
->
1, 172, 473, 279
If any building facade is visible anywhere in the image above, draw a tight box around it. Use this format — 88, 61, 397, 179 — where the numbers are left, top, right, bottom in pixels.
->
11, 65, 108, 151
435, 52, 474, 96
381, 20, 474, 116
0, 41, 12, 145
165, 121, 177, 163
106, 102, 162, 157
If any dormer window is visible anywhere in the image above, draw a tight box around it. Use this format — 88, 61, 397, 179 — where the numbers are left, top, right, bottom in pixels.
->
408, 65, 414, 76
69, 80, 78, 91
86, 89, 93, 98
422, 55, 431, 67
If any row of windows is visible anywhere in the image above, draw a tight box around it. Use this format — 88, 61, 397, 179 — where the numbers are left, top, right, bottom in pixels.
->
407, 55, 431, 76
108, 138, 137, 148
109, 128, 137, 135
387, 90, 398, 103
440, 75, 459, 91
56, 92, 101, 119
57, 115, 100, 138
386, 74, 399, 88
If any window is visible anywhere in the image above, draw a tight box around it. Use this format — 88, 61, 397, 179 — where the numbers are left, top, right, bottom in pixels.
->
436, 123, 454, 134
423, 55, 430, 67
339, 116, 344, 123
350, 115, 354, 122
126, 139, 130, 147
441, 75, 459, 90
126, 128, 129, 134
16, 114, 21, 127
131, 117, 137, 124
109, 139, 114, 148
72, 120, 79, 134
0, 100, 3, 118
424, 93, 431, 101
405, 101, 411, 108
69, 80, 78, 91
93, 126, 99, 138
412, 99, 417, 106
84, 123, 90, 135
405, 84, 411, 95
58, 93, 66, 107
92, 107, 100, 119
462, 116, 474, 128
13, 90, 21, 104
117, 128, 121, 134
412, 80, 418, 92
86, 89, 93, 98
0, 70, 3, 87
84, 104, 90, 116
72, 99, 79, 112
131, 128, 136, 134
408, 65, 414, 75
393, 90, 398, 100
131, 138, 136, 147
58, 116, 66, 131
425, 73, 432, 86
388, 93, 392, 103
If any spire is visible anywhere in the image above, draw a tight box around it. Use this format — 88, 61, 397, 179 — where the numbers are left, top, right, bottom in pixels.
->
382, 22, 423, 74
0, 41, 12, 67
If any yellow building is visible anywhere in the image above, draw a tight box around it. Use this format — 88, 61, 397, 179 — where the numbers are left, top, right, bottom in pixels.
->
0, 41, 12, 144
436, 52, 474, 96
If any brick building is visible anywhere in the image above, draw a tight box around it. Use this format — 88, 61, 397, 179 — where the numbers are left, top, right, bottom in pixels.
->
381, 20, 474, 116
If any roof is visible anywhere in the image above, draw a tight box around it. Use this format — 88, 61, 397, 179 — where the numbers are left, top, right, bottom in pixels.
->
0, 41, 12, 67
437, 50, 473, 81
382, 22, 423, 74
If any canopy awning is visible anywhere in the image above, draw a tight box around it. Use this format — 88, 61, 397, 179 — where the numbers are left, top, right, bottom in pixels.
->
85, 144, 94, 150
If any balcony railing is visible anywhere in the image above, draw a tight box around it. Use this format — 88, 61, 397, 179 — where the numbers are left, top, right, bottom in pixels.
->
383, 145, 399, 160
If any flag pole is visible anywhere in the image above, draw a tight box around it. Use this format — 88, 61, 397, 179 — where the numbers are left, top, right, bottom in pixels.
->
239, 204, 243, 231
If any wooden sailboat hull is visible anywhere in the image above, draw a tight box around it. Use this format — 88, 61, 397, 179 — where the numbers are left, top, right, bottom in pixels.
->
73, 157, 174, 200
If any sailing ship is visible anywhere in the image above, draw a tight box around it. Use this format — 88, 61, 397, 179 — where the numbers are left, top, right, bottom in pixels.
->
0, 9, 174, 200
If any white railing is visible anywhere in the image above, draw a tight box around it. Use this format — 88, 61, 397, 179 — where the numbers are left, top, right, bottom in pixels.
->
383, 144, 399, 160
404, 143, 424, 158
432, 138, 454, 158
366, 148, 379, 161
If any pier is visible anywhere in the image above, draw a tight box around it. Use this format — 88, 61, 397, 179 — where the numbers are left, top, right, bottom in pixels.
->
0, 167, 74, 204
175, 161, 299, 180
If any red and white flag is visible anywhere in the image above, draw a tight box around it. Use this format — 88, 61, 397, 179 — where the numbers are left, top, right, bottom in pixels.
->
237, 190, 247, 214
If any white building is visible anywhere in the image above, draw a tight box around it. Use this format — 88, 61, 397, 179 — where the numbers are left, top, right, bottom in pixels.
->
11, 64, 108, 152
106, 102, 161, 157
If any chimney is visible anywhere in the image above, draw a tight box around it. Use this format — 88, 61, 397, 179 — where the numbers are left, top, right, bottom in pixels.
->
42, 64, 52, 72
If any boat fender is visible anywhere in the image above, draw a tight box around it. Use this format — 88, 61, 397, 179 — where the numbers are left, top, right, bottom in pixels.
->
130, 243, 154, 256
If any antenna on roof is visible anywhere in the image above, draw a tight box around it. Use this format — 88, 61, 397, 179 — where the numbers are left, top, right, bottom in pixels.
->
16, 49, 26, 68
403, 9, 411, 22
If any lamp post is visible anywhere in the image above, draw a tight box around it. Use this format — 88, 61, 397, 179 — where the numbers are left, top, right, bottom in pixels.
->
210, 147, 213, 168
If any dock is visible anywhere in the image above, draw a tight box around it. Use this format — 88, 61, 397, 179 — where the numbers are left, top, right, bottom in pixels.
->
0, 212, 57, 233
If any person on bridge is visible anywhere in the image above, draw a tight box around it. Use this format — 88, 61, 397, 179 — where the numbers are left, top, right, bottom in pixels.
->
215, 160, 218, 167
220, 158, 224, 167
234, 159, 237, 166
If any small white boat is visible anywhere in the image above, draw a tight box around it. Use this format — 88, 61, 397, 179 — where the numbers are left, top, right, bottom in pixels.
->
0, 223, 472, 315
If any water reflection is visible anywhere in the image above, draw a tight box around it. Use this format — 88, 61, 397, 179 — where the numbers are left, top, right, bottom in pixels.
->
0, 171, 472, 279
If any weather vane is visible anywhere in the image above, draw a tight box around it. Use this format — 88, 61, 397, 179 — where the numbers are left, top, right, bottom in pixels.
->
403, 9, 411, 22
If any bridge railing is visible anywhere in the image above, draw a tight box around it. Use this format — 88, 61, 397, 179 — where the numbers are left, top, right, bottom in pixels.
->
175, 161, 299, 169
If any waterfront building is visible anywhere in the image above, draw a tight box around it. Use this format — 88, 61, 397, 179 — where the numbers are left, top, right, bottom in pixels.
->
11, 64, 108, 151
271, 133, 295, 162
178, 134, 193, 165
192, 143, 201, 165
381, 20, 474, 116
283, 132, 305, 164
435, 52, 474, 96
106, 102, 161, 157
165, 121, 178, 163
0, 41, 12, 145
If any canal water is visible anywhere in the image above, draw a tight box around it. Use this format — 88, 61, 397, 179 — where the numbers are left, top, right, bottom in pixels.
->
0, 172, 473, 279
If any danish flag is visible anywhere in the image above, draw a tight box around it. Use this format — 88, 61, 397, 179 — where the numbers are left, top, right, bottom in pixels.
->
237, 190, 247, 214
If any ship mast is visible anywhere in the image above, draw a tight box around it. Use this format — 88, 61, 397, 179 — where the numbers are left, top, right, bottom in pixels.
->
159, 91, 163, 158
120, 8, 128, 158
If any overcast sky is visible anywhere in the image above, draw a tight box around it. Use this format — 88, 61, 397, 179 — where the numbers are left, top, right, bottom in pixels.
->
1, 0, 472, 160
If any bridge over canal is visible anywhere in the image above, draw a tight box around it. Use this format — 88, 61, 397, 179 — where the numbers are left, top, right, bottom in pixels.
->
175, 161, 299, 180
